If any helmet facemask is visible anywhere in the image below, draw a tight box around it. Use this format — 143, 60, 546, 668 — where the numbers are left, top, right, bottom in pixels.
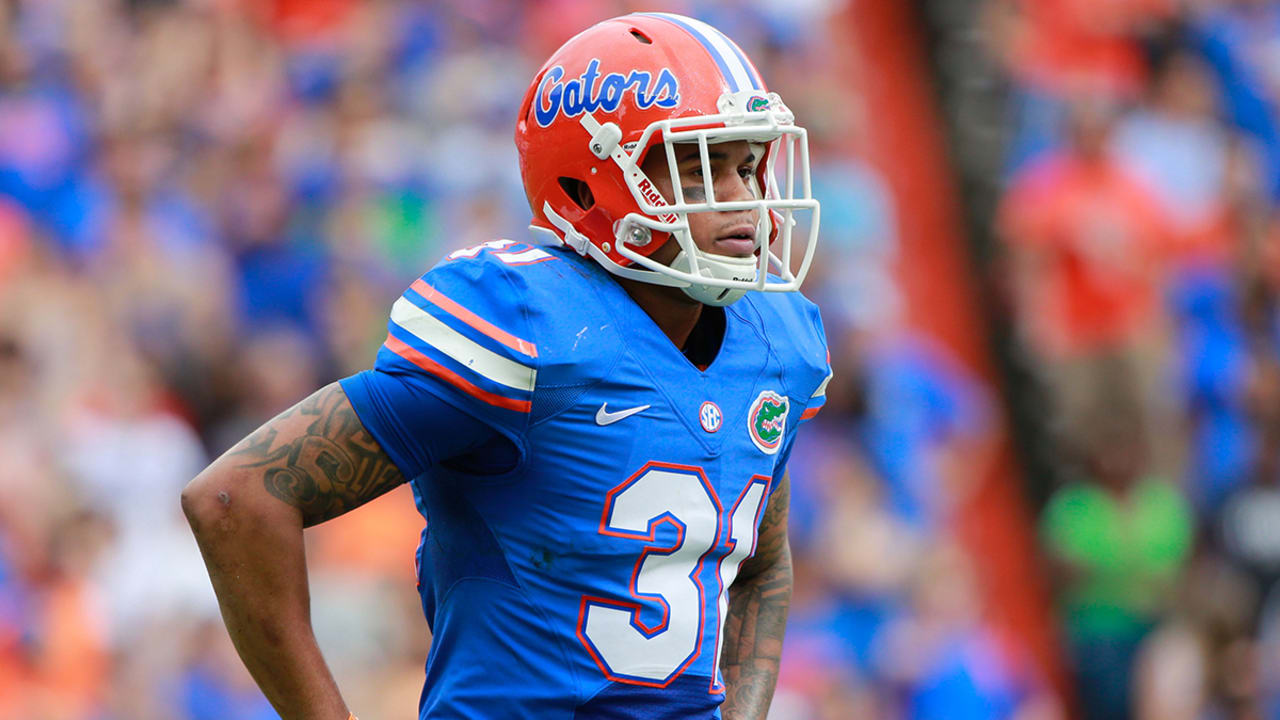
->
540, 90, 820, 306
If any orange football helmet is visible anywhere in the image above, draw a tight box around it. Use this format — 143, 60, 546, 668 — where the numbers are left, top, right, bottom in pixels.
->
515, 12, 819, 306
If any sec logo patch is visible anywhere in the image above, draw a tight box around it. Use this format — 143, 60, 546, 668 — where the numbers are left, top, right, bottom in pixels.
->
699, 401, 722, 433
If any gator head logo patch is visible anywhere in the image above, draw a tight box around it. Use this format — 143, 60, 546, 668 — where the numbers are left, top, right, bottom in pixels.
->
747, 95, 770, 112
748, 390, 789, 454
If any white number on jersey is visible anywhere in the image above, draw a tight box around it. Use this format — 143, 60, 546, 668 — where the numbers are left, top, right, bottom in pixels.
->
578, 462, 771, 688
446, 238, 552, 266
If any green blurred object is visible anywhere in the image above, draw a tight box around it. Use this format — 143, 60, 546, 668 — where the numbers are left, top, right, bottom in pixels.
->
374, 189, 440, 270
1042, 476, 1194, 636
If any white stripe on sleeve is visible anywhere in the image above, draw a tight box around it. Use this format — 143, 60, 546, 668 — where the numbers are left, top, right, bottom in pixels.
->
391, 297, 537, 392
495, 247, 552, 264
812, 370, 832, 398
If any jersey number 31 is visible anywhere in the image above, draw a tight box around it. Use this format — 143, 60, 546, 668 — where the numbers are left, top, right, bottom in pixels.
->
576, 461, 771, 690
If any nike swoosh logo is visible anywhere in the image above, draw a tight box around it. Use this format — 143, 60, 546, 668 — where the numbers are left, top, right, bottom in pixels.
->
595, 403, 651, 426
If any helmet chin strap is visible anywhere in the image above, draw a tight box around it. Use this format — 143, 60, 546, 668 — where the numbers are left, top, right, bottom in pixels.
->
669, 249, 757, 306
668, 191, 772, 307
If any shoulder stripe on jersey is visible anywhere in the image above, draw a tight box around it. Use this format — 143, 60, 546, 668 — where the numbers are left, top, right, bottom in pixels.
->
638, 13, 763, 93
391, 297, 536, 392
812, 369, 832, 398
800, 405, 822, 421
383, 334, 532, 413
409, 279, 537, 359
495, 247, 554, 266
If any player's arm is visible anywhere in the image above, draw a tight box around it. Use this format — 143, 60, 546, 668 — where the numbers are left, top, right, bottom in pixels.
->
181, 382, 404, 720
720, 469, 793, 720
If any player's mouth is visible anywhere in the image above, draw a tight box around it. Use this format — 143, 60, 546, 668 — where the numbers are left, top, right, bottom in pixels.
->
713, 223, 758, 257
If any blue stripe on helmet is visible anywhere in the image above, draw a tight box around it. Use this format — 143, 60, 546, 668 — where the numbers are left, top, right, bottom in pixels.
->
637, 12, 741, 93
722, 36, 763, 90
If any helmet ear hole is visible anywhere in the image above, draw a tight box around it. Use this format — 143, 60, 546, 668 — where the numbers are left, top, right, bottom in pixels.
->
558, 177, 595, 211
629, 28, 652, 44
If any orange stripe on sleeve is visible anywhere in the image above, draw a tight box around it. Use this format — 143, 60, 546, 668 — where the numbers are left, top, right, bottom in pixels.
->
410, 279, 538, 358
800, 406, 821, 420
384, 334, 532, 413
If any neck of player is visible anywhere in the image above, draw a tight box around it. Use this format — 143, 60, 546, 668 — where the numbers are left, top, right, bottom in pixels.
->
618, 278, 726, 368
619, 278, 702, 348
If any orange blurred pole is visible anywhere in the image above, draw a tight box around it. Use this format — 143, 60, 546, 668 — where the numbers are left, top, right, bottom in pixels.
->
839, 0, 1069, 704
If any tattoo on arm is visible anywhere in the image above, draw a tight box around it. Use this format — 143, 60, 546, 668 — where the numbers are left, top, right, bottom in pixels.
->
228, 382, 405, 526
720, 471, 793, 720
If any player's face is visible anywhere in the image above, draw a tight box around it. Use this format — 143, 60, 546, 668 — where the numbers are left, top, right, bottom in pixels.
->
640, 140, 762, 260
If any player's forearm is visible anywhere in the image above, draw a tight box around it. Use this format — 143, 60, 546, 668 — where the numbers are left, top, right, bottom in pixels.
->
719, 543, 792, 720
183, 465, 349, 720
182, 383, 403, 719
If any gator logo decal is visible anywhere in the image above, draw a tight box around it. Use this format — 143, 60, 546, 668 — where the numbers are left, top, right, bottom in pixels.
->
747, 95, 770, 112
748, 390, 789, 454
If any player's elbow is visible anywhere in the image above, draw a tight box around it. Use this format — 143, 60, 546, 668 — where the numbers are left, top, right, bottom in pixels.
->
182, 464, 281, 539
181, 468, 231, 538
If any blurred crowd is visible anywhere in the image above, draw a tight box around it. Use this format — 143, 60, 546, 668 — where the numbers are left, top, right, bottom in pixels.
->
0, 0, 1029, 718
989, 0, 1280, 718
14, 0, 1271, 719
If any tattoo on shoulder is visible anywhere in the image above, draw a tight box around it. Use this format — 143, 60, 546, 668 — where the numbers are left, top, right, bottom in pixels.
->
230, 382, 405, 525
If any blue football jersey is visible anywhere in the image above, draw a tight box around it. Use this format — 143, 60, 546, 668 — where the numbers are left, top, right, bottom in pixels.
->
341, 239, 831, 719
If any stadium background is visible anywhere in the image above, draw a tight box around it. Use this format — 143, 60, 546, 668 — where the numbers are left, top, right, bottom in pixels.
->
2, 0, 1279, 718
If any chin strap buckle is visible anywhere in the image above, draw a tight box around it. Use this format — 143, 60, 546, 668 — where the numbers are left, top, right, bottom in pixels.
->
541, 203, 591, 256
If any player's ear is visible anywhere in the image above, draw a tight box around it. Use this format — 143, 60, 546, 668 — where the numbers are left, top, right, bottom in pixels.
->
558, 178, 594, 211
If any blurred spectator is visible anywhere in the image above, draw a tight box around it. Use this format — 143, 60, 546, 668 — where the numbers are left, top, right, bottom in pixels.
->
1040, 407, 1193, 720
1193, 0, 1280, 204
999, 94, 1179, 468
1174, 269, 1264, 516
1216, 340, 1280, 616
993, 0, 1174, 98
986, 0, 1177, 172
1188, 556, 1264, 718
1131, 621, 1208, 720
872, 542, 1052, 720
986, 1, 1280, 717
852, 331, 993, 532
785, 435, 919, 677
176, 620, 279, 720
807, 155, 899, 337
1111, 47, 1233, 262
782, 349, 892, 714
1257, 591, 1280, 717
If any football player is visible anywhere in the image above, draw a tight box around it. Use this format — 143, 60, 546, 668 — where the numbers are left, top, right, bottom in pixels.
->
183, 12, 830, 720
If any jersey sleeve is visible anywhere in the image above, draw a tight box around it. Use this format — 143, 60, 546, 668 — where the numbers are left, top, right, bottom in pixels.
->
348, 252, 541, 476
339, 369, 502, 480
764, 293, 831, 489
795, 300, 833, 425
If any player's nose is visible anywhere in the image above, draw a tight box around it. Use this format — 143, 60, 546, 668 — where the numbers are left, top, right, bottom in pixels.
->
712, 172, 760, 228
714, 171, 756, 205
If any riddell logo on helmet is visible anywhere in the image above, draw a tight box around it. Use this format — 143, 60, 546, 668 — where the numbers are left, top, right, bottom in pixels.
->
635, 177, 678, 224
535, 58, 680, 128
